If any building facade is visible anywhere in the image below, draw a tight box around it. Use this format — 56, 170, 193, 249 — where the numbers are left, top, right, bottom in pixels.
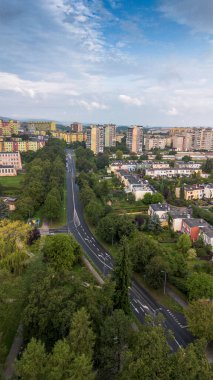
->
127, 126, 143, 154
0, 152, 22, 170
0, 165, 17, 176
70, 122, 83, 133
104, 124, 116, 148
86, 125, 104, 154
26, 121, 56, 132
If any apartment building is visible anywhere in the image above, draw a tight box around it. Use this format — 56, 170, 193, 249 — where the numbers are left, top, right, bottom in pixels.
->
183, 184, 213, 200
0, 152, 22, 170
0, 120, 20, 136
104, 124, 116, 148
0, 140, 46, 153
26, 121, 56, 132
52, 131, 86, 143
115, 169, 154, 200
86, 125, 104, 154
70, 122, 83, 133
127, 126, 143, 154
145, 167, 201, 178
171, 127, 213, 151
86, 124, 116, 154
175, 161, 202, 169
144, 135, 171, 150
0, 165, 17, 177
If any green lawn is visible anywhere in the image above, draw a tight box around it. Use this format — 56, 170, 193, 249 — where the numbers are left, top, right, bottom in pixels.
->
1, 173, 25, 196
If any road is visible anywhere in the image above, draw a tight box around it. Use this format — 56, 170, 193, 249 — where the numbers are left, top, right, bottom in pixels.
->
63, 150, 194, 352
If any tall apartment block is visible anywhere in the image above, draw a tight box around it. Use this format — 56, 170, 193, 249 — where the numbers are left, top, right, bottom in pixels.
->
127, 126, 143, 154
70, 122, 83, 133
86, 124, 116, 154
104, 124, 116, 148
86, 125, 104, 154
0, 120, 20, 136
171, 127, 213, 151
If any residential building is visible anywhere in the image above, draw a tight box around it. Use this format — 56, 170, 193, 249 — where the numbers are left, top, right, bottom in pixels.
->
0, 165, 17, 176
115, 169, 153, 200
86, 125, 104, 154
145, 167, 201, 178
144, 135, 171, 150
52, 131, 86, 143
0, 152, 22, 170
104, 124, 116, 148
148, 203, 170, 226
0, 140, 46, 153
183, 184, 213, 200
200, 227, 213, 251
26, 121, 56, 132
0, 120, 20, 136
109, 161, 142, 173
127, 126, 143, 154
181, 218, 208, 241
171, 127, 213, 152
175, 161, 202, 169
168, 209, 191, 232
70, 122, 83, 132
152, 162, 170, 169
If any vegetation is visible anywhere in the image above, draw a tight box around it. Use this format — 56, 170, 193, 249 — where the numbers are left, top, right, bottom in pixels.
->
15, 138, 66, 222
185, 300, 213, 342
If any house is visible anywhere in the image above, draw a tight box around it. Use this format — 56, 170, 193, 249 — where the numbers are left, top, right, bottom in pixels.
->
200, 227, 213, 251
181, 218, 208, 241
183, 184, 213, 200
168, 209, 191, 232
145, 167, 201, 178
148, 203, 170, 226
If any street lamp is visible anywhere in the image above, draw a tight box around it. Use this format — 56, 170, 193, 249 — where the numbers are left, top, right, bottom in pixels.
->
161, 270, 167, 295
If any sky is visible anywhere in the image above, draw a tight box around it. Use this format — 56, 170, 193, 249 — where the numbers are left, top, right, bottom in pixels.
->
1, 0, 213, 125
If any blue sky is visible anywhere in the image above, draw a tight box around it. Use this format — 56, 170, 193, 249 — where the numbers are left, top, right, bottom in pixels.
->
1, 0, 213, 125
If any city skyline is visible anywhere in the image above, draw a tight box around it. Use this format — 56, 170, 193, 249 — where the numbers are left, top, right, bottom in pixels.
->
1, 1, 213, 125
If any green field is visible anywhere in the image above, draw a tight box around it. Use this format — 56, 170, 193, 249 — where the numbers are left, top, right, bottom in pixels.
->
0, 174, 25, 196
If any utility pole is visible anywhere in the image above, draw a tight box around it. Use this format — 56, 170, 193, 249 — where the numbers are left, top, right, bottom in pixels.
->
161, 270, 167, 295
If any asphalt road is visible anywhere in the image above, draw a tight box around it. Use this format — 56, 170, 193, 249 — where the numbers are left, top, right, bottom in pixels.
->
64, 149, 194, 352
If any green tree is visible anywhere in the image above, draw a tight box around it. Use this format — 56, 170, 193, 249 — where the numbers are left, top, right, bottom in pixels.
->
44, 194, 61, 221
85, 200, 105, 226
68, 354, 95, 380
185, 300, 213, 341
171, 339, 213, 380
15, 338, 47, 380
177, 233, 192, 254
113, 237, 131, 314
151, 192, 164, 203
99, 309, 132, 379
187, 272, 213, 300
97, 214, 118, 244
128, 232, 159, 272
116, 150, 123, 160
79, 185, 96, 207
143, 192, 153, 204
96, 153, 109, 169
120, 326, 171, 380
68, 307, 95, 360
47, 339, 72, 380
145, 256, 168, 289
15, 196, 35, 220
182, 155, 192, 162
147, 214, 162, 233
42, 234, 79, 271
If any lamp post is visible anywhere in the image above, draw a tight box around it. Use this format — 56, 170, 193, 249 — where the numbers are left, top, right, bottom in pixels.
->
161, 270, 167, 295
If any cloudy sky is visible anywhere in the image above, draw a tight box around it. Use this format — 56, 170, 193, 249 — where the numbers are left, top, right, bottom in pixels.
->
1, 0, 213, 125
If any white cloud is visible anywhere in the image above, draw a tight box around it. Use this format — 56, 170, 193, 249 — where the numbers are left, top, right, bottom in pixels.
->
166, 107, 179, 116
0, 72, 78, 98
119, 94, 144, 106
160, 0, 213, 34
77, 100, 108, 110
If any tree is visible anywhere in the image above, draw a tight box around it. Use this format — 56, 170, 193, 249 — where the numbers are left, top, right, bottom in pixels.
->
44, 194, 61, 221
145, 256, 169, 289
116, 150, 123, 160
67, 354, 95, 380
185, 300, 213, 341
85, 200, 105, 226
116, 216, 136, 240
128, 233, 159, 272
187, 248, 197, 260
97, 214, 118, 244
15, 196, 35, 220
96, 153, 109, 169
202, 158, 213, 173
146, 214, 162, 233
120, 326, 171, 380
143, 192, 152, 205
177, 233, 192, 254
79, 185, 96, 207
99, 309, 132, 379
187, 272, 213, 300
171, 339, 213, 380
15, 338, 47, 380
42, 234, 80, 271
47, 339, 72, 380
151, 192, 164, 203
68, 308, 95, 360
113, 237, 131, 314
182, 155, 192, 162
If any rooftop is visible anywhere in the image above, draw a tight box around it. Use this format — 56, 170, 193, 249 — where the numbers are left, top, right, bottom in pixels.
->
183, 218, 208, 228
150, 203, 169, 212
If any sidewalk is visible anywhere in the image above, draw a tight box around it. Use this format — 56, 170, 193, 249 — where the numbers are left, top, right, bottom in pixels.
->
4, 324, 23, 380
166, 286, 188, 309
81, 255, 104, 285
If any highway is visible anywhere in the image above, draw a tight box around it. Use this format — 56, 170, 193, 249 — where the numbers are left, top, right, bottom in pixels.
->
65, 149, 194, 352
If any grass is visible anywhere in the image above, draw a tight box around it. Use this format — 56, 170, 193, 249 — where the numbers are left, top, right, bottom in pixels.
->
1, 173, 25, 196
133, 273, 184, 313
